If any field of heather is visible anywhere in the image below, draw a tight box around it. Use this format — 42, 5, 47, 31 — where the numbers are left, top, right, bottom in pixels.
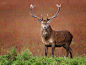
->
0, 0, 86, 58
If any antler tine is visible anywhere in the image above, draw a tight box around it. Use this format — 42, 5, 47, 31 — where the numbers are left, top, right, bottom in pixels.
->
47, 14, 50, 21
48, 4, 61, 20
47, 14, 48, 19
30, 4, 41, 20
41, 14, 43, 20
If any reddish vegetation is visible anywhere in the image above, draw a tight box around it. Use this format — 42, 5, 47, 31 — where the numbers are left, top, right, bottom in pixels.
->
0, 0, 86, 57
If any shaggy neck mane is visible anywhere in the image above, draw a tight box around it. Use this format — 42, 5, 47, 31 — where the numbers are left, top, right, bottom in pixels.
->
41, 25, 52, 40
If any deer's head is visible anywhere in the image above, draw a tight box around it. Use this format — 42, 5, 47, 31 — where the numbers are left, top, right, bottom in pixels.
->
30, 4, 61, 29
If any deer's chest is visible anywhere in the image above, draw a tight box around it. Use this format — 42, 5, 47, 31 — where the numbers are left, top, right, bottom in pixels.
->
41, 37, 53, 45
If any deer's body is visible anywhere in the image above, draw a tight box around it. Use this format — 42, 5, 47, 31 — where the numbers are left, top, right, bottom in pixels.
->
41, 25, 73, 46
30, 4, 73, 58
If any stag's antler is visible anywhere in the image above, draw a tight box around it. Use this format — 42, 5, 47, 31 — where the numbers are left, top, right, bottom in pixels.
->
30, 4, 42, 21
47, 4, 61, 20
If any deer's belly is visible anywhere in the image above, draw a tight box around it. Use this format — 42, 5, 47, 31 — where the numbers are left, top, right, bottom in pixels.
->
55, 42, 65, 46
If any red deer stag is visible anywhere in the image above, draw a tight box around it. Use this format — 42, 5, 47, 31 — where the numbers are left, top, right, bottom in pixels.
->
30, 4, 73, 58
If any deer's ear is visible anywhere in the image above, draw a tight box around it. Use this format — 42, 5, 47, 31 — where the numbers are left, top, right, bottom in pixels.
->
47, 19, 52, 23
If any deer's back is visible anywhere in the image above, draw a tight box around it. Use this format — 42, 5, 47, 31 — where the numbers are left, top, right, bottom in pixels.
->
52, 30, 73, 44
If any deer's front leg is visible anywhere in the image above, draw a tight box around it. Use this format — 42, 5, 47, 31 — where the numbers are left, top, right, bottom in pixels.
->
52, 44, 55, 58
45, 45, 48, 56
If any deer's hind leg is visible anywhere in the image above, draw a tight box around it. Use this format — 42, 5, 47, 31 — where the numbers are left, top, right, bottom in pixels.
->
69, 47, 73, 58
63, 43, 73, 58
63, 43, 70, 58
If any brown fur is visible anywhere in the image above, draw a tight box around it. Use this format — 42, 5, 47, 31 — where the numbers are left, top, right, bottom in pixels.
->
41, 25, 73, 58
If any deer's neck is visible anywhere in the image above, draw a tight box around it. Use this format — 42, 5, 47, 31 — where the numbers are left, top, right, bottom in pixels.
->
41, 25, 52, 40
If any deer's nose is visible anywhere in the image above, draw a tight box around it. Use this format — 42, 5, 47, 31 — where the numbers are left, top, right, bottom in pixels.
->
44, 27, 47, 29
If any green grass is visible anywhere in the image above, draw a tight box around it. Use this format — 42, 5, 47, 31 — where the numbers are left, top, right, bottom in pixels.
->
0, 47, 86, 65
